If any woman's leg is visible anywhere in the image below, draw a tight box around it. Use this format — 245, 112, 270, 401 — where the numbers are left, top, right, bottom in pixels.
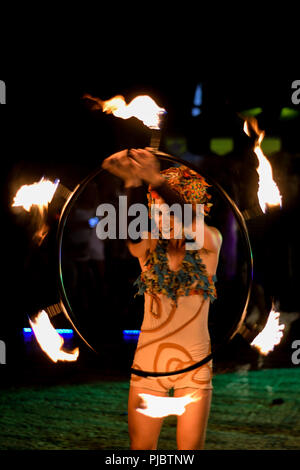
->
174, 387, 212, 450
128, 385, 167, 450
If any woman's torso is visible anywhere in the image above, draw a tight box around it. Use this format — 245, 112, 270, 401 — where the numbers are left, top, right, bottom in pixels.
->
133, 237, 217, 365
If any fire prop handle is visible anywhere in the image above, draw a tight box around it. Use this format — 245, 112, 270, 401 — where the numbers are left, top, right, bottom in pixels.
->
149, 110, 167, 152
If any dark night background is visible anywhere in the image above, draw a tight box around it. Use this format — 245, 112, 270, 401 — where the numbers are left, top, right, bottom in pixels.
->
1, 75, 300, 387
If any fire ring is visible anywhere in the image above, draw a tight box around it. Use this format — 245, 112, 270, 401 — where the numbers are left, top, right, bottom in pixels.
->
57, 152, 253, 377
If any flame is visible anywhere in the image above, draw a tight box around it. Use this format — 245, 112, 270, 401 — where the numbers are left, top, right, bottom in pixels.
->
84, 93, 166, 129
136, 392, 201, 418
29, 310, 79, 362
12, 177, 59, 213
12, 177, 59, 244
251, 308, 285, 355
33, 224, 50, 246
243, 119, 282, 213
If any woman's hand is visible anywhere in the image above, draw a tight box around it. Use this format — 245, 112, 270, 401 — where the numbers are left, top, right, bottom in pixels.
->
102, 150, 142, 187
129, 148, 164, 187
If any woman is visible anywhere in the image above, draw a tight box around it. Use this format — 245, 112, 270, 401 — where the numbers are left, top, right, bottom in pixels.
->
102, 148, 222, 450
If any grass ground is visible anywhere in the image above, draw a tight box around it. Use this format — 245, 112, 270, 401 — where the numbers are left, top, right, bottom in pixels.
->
0, 367, 299, 450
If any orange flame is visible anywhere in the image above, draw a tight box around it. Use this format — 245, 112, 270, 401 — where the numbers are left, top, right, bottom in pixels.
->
136, 392, 201, 418
243, 119, 282, 213
12, 177, 59, 245
251, 308, 285, 355
29, 310, 79, 362
12, 177, 59, 213
84, 93, 166, 129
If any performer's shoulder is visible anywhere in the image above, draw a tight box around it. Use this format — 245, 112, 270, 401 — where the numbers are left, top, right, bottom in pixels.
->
203, 225, 223, 253
209, 226, 223, 245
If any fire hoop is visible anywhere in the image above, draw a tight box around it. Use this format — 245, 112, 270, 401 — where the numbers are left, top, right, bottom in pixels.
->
56, 151, 253, 378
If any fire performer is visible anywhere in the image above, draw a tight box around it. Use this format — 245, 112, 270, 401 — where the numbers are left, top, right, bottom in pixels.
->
102, 148, 222, 450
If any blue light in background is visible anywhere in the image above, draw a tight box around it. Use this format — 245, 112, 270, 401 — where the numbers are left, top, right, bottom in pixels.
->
193, 84, 202, 106
23, 328, 74, 338
123, 330, 140, 342
191, 83, 202, 117
23, 328, 141, 343
191, 108, 201, 116
88, 216, 99, 228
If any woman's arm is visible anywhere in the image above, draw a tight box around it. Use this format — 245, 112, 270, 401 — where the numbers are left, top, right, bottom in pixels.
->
124, 181, 151, 259
102, 150, 151, 259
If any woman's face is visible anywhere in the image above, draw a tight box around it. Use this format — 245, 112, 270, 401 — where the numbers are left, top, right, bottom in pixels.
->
152, 197, 184, 240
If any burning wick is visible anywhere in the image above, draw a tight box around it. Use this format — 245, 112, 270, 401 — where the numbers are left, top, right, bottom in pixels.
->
84, 93, 166, 151
29, 310, 79, 362
12, 177, 60, 245
12, 177, 59, 213
84, 93, 166, 129
251, 308, 285, 355
243, 118, 282, 213
136, 392, 201, 418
